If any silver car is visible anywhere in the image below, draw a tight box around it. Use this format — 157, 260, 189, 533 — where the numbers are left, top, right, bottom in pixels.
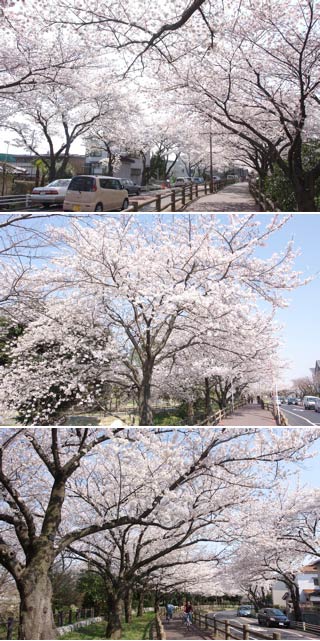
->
30, 179, 71, 206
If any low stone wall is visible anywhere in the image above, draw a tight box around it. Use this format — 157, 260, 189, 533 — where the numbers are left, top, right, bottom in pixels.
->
56, 616, 103, 636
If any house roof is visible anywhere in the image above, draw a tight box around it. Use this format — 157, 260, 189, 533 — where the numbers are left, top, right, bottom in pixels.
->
300, 561, 320, 573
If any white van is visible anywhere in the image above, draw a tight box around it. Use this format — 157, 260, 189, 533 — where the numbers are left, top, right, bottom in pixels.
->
63, 175, 129, 212
303, 395, 320, 410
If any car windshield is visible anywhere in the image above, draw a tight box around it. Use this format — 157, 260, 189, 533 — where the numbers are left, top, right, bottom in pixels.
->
269, 609, 285, 616
49, 179, 70, 186
68, 176, 95, 191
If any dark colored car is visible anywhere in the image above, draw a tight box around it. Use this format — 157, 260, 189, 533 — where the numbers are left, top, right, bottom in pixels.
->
258, 608, 290, 628
118, 179, 141, 196
237, 606, 253, 617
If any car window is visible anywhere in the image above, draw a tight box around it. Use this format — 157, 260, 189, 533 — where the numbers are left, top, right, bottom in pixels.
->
100, 178, 121, 190
68, 176, 95, 192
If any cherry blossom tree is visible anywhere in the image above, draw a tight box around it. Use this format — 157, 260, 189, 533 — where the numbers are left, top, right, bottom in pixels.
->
0, 428, 319, 639
0, 214, 305, 425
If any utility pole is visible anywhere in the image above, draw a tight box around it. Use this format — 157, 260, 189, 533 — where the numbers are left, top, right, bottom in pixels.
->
210, 129, 213, 192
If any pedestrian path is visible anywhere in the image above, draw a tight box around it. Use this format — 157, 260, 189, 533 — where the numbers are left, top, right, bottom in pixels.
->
162, 615, 212, 640
220, 403, 276, 426
185, 182, 258, 211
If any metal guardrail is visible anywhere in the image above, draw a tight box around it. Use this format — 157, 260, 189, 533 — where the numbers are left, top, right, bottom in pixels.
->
128, 179, 236, 212
291, 620, 320, 635
0, 194, 31, 210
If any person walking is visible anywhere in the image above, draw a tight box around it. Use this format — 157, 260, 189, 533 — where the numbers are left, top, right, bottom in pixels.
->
165, 603, 175, 622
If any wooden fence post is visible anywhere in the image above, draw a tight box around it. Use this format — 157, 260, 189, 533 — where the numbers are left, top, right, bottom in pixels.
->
182, 186, 185, 206
204, 182, 208, 195
195, 184, 198, 198
156, 194, 161, 212
205, 614, 208, 629
170, 190, 176, 212
213, 616, 218, 639
243, 623, 249, 639
189, 184, 193, 201
225, 619, 230, 639
132, 201, 139, 211
272, 633, 281, 640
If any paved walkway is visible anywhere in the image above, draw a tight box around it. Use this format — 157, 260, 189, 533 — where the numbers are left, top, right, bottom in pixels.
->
185, 182, 258, 211
162, 615, 212, 640
220, 403, 276, 426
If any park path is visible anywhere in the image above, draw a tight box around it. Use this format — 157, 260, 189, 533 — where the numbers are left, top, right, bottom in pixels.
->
185, 182, 258, 211
220, 403, 276, 426
162, 614, 212, 640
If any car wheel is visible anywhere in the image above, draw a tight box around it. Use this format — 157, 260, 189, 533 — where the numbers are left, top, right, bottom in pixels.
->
94, 203, 103, 211
122, 198, 129, 210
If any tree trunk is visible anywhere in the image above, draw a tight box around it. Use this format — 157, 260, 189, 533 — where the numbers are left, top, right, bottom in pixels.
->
154, 593, 160, 613
124, 588, 132, 624
137, 590, 144, 617
288, 583, 302, 622
294, 184, 316, 211
139, 363, 153, 425
48, 159, 57, 183
187, 400, 194, 425
204, 377, 212, 418
18, 573, 56, 640
105, 594, 123, 639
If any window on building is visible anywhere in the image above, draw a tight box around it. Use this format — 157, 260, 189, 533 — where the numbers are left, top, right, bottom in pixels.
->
131, 168, 141, 177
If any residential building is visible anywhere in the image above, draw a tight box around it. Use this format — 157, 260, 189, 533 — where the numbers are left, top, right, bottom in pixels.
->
272, 561, 320, 609
3, 154, 86, 179
85, 149, 149, 185
311, 361, 320, 393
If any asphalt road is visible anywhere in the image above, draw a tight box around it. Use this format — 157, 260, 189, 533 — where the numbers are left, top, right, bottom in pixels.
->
280, 403, 320, 426
209, 610, 319, 640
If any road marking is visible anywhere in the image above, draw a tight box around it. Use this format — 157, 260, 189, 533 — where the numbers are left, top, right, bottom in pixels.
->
281, 408, 317, 426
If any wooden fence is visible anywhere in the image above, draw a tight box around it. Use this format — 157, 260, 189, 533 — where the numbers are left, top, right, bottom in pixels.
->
263, 401, 288, 426
249, 182, 280, 212
128, 179, 234, 212
193, 611, 281, 640
193, 610, 320, 639
1, 607, 99, 640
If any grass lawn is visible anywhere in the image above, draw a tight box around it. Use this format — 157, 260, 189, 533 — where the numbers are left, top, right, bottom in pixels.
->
60, 611, 155, 640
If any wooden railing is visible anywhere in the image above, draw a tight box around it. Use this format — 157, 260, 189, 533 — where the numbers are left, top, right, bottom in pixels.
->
263, 401, 288, 426
193, 611, 281, 640
199, 399, 247, 426
249, 182, 280, 212
128, 179, 234, 212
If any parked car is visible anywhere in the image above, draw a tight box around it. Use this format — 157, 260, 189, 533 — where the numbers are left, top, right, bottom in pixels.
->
63, 175, 129, 212
303, 395, 320, 410
314, 398, 320, 412
257, 608, 290, 628
287, 397, 297, 405
192, 177, 204, 184
30, 179, 71, 206
174, 177, 192, 187
118, 179, 141, 196
237, 605, 253, 617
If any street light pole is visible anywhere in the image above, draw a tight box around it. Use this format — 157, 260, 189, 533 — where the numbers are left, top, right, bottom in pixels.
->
1, 140, 10, 197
